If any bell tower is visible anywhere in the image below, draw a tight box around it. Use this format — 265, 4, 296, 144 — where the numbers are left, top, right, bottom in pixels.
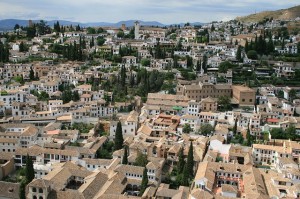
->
134, 21, 140, 40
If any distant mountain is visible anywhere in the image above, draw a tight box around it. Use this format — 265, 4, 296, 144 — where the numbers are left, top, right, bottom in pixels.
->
0, 19, 204, 31
236, 5, 300, 22
0, 19, 83, 30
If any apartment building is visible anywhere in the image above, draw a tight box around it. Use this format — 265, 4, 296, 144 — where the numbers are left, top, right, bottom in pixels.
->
194, 161, 268, 198
177, 81, 231, 102
252, 140, 300, 166
232, 85, 256, 106
145, 93, 190, 115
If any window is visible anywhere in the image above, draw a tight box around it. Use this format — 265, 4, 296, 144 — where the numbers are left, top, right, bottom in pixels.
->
39, 188, 43, 193
32, 187, 37, 192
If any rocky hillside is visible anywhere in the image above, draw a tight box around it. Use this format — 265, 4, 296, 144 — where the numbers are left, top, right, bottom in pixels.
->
236, 5, 300, 22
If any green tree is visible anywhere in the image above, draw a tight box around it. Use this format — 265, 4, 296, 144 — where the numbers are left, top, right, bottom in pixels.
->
54, 21, 61, 32
122, 146, 128, 164
285, 125, 297, 140
236, 45, 242, 62
233, 117, 238, 135
26, 26, 36, 38
94, 123, 105, 137
141, 58, 150, 66
219, 61, 233, 73
177, 147, 185, 174
186, 142, 194, 177
19, 180, 26, 199
218, 96, 232, 111
278, 90, 284, 98
202, 55, 208, 73
97, 27, 105, 33
181, 164, 189, 186
72, 90, 80, 101
117, 30, 125, 38
90, 37, 94, 48
19, 42, 28, 52
246, 124, 253, 146
38, 91, 49, 101
97, 36, 106, 46
25, 155, 34, 183
87, 27, 96, 34
216, 156, 223, 162
247, 50, 258, 60
61, 90, 72, 103
29, 67, 35, 80
114, 121, 124, 150
289, 89, 297, 102
245, 40, 249, 53
267, 36, 274, 54
134, 152, 148, 167
14, 24, 20, 30
182, 123, 192, 134
199, 123, 214, 136
139, 168, 148, 196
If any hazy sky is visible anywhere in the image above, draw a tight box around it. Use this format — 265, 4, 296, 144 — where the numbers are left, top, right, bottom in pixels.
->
0, 0, 299, 24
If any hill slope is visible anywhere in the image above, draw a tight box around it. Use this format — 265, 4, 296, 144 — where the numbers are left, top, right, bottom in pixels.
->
236, 5, 300, 22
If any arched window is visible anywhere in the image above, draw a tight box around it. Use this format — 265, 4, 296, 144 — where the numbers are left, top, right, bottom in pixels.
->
33, 196, 37, 199
39, 197, 43, 199
39, 188, 43, 193
32, 187, 37, 192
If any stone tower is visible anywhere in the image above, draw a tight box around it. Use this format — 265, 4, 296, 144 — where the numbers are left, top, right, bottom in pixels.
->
134, 21, 140, 40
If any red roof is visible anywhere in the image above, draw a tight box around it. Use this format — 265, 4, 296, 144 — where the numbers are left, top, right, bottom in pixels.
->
267, 118, 279, 123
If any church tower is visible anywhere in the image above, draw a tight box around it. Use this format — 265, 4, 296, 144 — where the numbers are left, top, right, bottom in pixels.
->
134, 21, 140, 40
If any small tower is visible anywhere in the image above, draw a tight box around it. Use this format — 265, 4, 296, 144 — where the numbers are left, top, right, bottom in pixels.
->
28, 20, 33, 27
121, 24, 126, 31
134, 21, 140, 40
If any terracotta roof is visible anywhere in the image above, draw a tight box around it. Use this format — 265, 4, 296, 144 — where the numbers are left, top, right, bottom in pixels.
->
0, 181, 20, 199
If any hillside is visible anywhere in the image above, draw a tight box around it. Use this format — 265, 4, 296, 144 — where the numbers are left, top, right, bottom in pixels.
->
236, 5, 300, 22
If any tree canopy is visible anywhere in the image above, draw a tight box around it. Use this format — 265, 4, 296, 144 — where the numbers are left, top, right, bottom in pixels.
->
199, 123, 214, 136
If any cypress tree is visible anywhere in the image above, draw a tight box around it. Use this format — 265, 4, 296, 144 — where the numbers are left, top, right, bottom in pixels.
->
19, 42, 25, 52
267, 36, 274, 54
90, 37, 94, 48
186, 142, 194, 177
120, 65, 126, 87
181, 164, 189, 186
29, 67, 35, 80
114, 121, 124, 150
245, 40, 249, 53
57, 21, 61, 32
246, 124, 252, 146
72, 90, 80, 101
202, 55, 207, 73
19, 181, 26, 199
139, 168, 148, 196
236, 45, 242, 62
177, 147, 185, 174
130, 73, 135, 87
254, 35, 258, 51
122, 146, 128, 164
257, 35, 263, 54
25, 155, 34, 183
233, 118, 238, 135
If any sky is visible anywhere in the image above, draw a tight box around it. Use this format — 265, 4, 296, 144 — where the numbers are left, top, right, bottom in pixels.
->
0, 0, 299, 24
